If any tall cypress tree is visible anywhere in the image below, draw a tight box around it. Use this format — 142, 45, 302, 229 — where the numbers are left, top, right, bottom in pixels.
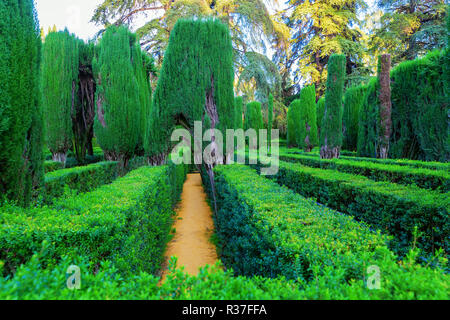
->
297, 85, 318, 152
93, 25, 140, 166
287, 99, 301, 148
146, 18, 234, 164
320, 54, 346, 159
268, 94, 274, 145
245, 101, 264, 145
0, 0, 43, 206
41, 30, 78, 166
358, 77, 379, 158
343, 85, 366, 151
378, 54, 392, 159
316, 97, 325, 139
234, 97, 244, 130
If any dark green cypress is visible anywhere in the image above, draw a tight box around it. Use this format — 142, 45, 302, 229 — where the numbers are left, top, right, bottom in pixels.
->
297, 85, 318, 152
357, 77, 379, 158
343, 85, 367, 151
268, 94, 274, 144
0, 0, 43, 206
320, 54, 346, 159
93, 26, 141, 166
316, 97, 325, 139
287, 99, 301, 148
245, 101, 264, 144
41, 30, 78, 166
146, 18, 234, 164
234, 97, 244, 130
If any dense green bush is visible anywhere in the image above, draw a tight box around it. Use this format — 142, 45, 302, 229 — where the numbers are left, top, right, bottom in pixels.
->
343, 85, 367, 151
44, 161, 63, 174
147, 18, 234, 163
245, 101, 264, 145
0, 0, 43, 206
211, 165, 448, 297
316, 97, 325, 138
0, 165, 186, 277
234, 97, 244, 130
389, 50, 449, 161
320, 54, 346, 159
264, 161, 449, 257
93, 26, 141, 164
357, 77, 378, 158
268, 93, 274, 144
1, 252, 448, 300
41, 30, 78, 165
44, 161, 119, 203
297, 85, 318, 152
279, 152, 449, 192
287, 99, 301, 147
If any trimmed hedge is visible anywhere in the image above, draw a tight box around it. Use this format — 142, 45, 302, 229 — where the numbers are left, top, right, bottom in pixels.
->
0, 165, 187, 277
264, 161, 449, 257
279, 152, 449, 192
209, 165, 448, 298
1, 253, 448, 300
44, 161, 63, 174
340, 155, 450, 171
44, 161, 119, 202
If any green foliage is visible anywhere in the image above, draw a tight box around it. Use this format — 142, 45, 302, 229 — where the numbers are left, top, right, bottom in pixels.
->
0, 0, 43, 206
245, 101, 264, 143
389, 50, 449, 161
41, 31, 78, 160
212, 164, 448, 296
44, 161, 64, 174
268, 94, 274, 143
279, 153, 450, 192
264, 161, 449, 257
0, 165, 186, 277
43, 161, 119, 203
357, 78, 379, 158
287, 99, 300, 147
343, 85, 367, 151
316, 97, 325, 138
320, 54, 346, 157
93, 25, 141, 163
297, 85, 318, 151
147, 18, 234, 161
234, 97, 244, 130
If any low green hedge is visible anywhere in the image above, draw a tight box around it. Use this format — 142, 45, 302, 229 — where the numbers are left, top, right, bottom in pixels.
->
44, 161, 63, 173
1, 252, 448, 300
0, 165, 187, 277
265, 161, 449, 257
280, 153, 449, 192
43, 161, 119, 203
208, 165, 448, 299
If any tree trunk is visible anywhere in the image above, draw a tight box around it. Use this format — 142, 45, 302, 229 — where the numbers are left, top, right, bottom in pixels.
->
52, 152, 68, 167
378, 54, 392, 159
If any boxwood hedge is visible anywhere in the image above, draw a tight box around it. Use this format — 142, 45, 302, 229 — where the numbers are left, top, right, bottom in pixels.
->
279, 152, 449, 192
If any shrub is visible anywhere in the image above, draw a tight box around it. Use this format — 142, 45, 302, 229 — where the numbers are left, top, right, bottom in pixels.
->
268, 94, 274, 144
0, 165, 187, 277
211, 165, 448, 298
265, 161, 449, 257
357, 77, 378, 158
279, 152, 449, 192
316, 97, 325, 138
43, 161, 119, 203
245, 101, 264, 144
297, 85, 318, 152
320, 54, 346, 159
0, 0, 43, 206
44, 161, 63, 174
287, 99, 301, 147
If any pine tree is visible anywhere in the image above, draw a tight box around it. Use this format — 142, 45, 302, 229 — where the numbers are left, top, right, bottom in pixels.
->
93, 25, 141, 166
41, 30, 78, 166
320, 54, 346, 159
146, 18, 234, 165
0, 0, 43, 206
268, 93, 274, 145
297, 85, 318, 152
343, 85, 367, 151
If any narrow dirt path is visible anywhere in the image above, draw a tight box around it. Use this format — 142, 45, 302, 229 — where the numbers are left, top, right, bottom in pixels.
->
161, 173, 219, 280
